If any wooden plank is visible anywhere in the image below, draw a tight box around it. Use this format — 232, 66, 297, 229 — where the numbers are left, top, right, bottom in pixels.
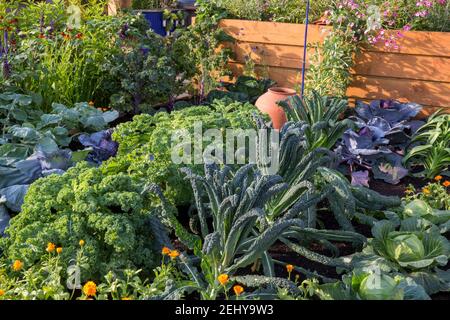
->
225, 42, 315, 69
365, 30, 450, 57
347, 76, 450, 108
219, 19, 329, 46
352, 51, 450, 83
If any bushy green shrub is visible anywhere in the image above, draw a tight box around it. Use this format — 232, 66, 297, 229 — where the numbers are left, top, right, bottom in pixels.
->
1, 162, 159, 281
104, 99, 260, 205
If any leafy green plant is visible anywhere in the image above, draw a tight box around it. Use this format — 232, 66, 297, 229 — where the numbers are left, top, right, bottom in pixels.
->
278, 91, 353, 150
148, 162, 309, 299
132, 0, 177, 10
350, 219, 450, 295
1, 162, 163, 282
106, 99, 259, 205
2, 1, 132, 110
0, 92, 118, 162
102, 21, 183, 114
207, 75, 276, 104
404, 112, 450, 179
303, 268, 430, 300
404, 181, 450, 211
172, 0, 234, 102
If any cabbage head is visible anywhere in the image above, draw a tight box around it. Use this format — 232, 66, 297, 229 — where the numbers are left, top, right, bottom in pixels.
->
371, 220, 449, 270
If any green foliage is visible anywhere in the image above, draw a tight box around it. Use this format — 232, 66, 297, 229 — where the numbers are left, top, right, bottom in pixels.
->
0, 255, 70, 300
404, 112, 450, 179
404, 181, 450, 211
106, 100, 259, 205
172, 0, 234, 101
1, 162, 161, 282
207, 75, 276, 104
303, 269, 430, 300
132, 0, 177, 10
305, 33, 356, 97
208, 0, 330, 23
0, 92, 118, 162
278, 91, 354, 150
2, 1, 133, 111
102, 18, 184, 114
350, 219, 450, 295
148, 162, 307, 299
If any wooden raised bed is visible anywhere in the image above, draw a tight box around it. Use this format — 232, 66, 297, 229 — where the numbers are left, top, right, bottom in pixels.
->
220, 19, 450, 116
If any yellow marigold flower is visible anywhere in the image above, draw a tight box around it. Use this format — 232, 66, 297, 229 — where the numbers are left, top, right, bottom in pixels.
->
56, 247, 63, 254
79, 239, 85, 247
161, 247, 171, 255
435, 175, 443, 181
121, 297, 133, 300
422, 187, 431, 195
218, 274, 229, 285
233, 285, 244, 296
88, 101, 94, 106
0, 289, 5, 296
169, 250, 180, 259
12, 260, 23, 271
286, 264, 294, 273
46, 242, 56, 253
444, 181, 450, 188
83, 281, 97, 297
405, 188, 414, 194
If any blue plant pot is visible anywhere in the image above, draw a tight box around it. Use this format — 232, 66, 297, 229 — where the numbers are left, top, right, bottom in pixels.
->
137, 9, 192, 37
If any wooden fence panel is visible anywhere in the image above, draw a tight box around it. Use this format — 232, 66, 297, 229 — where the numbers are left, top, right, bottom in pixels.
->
220, 19, 450, 115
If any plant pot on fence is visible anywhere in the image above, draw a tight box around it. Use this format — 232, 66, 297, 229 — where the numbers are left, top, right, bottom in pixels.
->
137, 9, 190, 37
255, 87, 296, 129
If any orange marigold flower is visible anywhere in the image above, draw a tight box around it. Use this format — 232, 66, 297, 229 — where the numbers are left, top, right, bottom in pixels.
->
444, 181, 450, 188
38, 33, 46, 39
79, 239, 85, 246
233, 285, 244, 296
12, 260, 23, 271
0, 289, 5, 296
83, 281, 97, 297
435, 175, 443, 181
161, 247, 171, 255
169, 250, 180, 259
56, 247, 63, 254
218, 274, 229, 286
286, 264, 294, 273
46, 242, 56, 253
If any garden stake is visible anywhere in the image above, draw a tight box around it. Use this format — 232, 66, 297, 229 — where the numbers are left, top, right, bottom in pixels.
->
300, 0, 310, 98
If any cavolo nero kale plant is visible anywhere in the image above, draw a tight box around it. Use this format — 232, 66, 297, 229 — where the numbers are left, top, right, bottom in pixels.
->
278, 91, 354, 151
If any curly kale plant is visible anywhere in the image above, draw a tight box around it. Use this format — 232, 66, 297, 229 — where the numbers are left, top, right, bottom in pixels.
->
1, 162, 162, 281
105, 99, 260, 205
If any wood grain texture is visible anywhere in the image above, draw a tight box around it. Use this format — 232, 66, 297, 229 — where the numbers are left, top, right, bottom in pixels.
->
220, 19, 450, 114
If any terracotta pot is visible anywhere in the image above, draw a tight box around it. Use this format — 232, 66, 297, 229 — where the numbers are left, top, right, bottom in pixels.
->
255, 87, 296, 129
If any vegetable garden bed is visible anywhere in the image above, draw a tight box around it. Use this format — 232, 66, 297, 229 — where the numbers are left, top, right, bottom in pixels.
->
0, 0, 449, 304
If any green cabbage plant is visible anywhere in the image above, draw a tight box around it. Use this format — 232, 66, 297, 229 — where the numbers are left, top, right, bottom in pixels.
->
350, 219, 450, 295
305, 268, 430, 300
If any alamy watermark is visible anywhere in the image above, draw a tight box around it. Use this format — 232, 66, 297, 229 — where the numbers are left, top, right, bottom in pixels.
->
170, 122, 281, 175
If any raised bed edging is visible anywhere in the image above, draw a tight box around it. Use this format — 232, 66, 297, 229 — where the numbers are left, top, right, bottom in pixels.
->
219, 19, 450, 116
